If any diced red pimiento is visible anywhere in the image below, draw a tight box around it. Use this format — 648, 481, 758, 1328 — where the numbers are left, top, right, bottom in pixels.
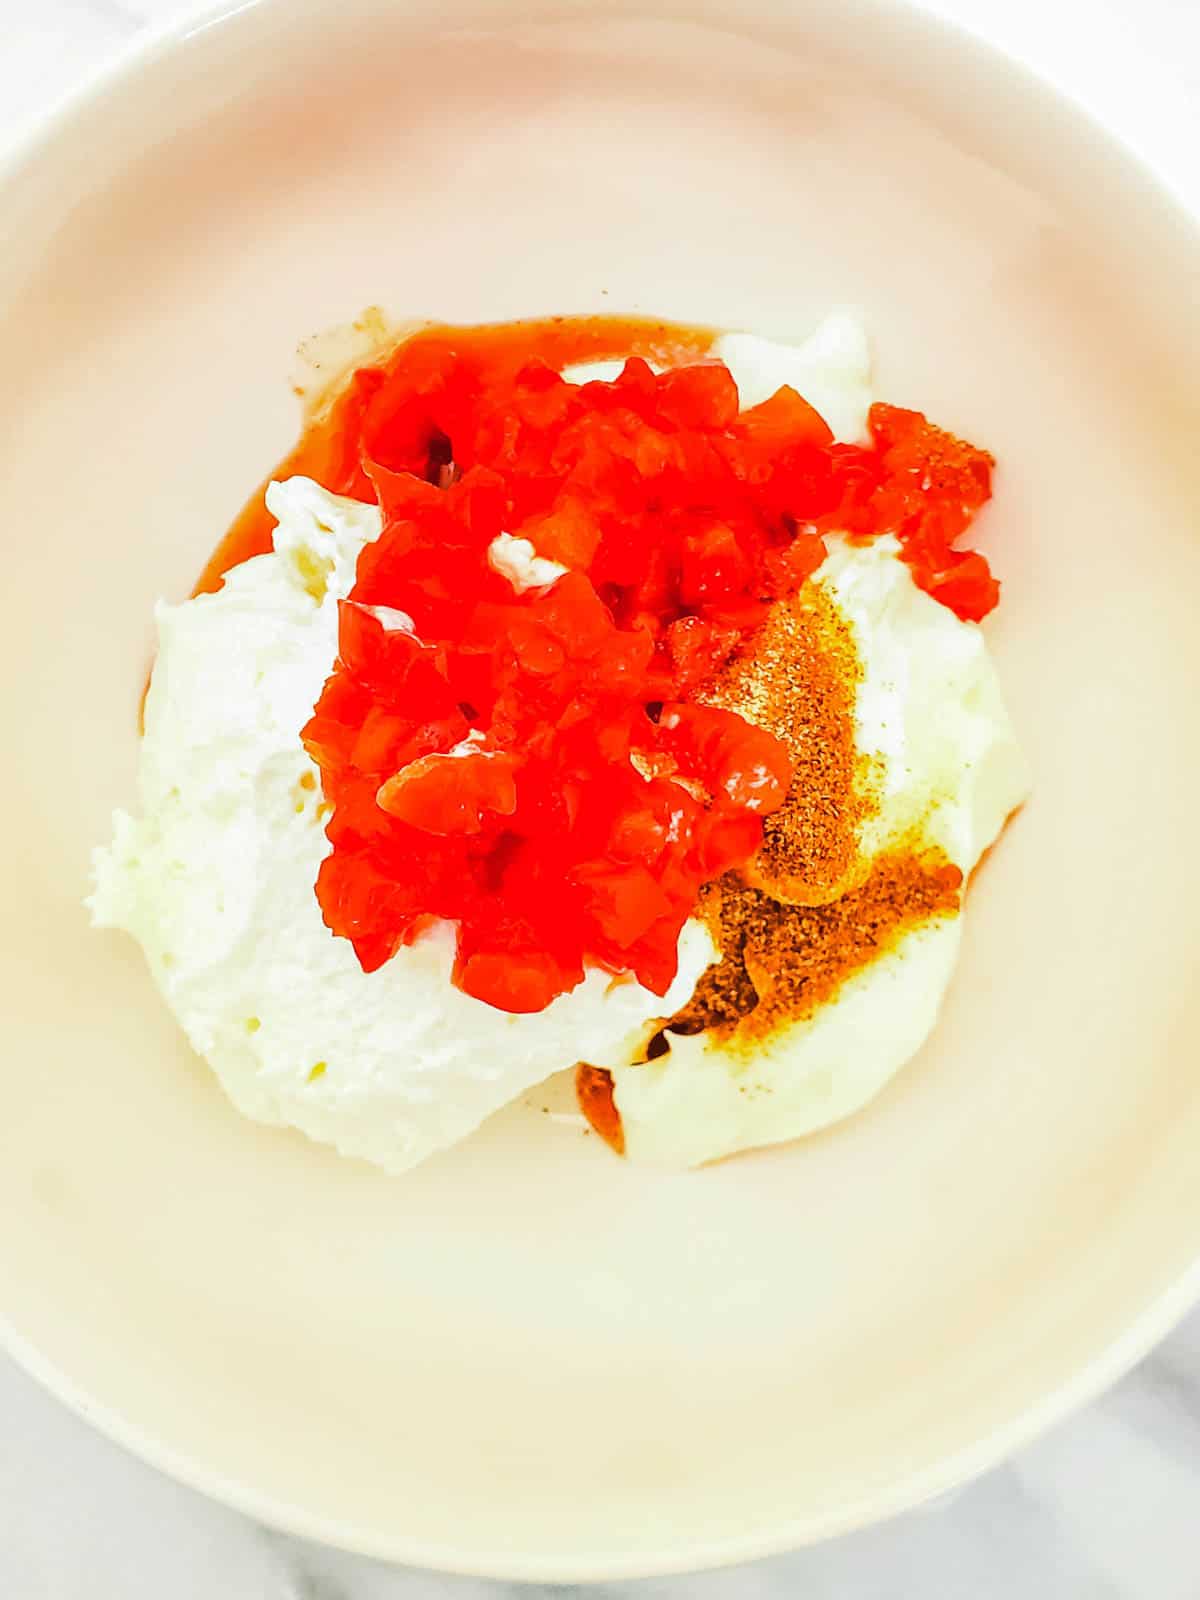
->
819, 403, 999, 621
300, 328, 1001, 1011
376, 747, 519, 835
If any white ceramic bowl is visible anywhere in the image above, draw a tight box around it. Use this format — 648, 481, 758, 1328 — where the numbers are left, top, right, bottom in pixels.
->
2, 0, 1199, 1580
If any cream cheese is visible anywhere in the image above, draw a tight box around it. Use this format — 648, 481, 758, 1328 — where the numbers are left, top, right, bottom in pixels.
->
91, 319, 1028, 1173
90, 476, 713, 1173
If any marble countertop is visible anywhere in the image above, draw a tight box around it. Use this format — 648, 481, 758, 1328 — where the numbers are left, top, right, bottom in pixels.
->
3, 1, 1198, 1595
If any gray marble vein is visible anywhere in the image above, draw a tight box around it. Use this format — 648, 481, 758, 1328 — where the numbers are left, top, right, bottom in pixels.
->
2, 0, 1199, 1594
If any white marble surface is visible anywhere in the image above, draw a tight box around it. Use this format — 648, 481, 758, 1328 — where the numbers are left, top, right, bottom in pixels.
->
2, 0, 1199, 1594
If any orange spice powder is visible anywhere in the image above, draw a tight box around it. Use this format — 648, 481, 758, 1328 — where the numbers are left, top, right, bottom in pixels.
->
577, 576, 966, 1150
700, 582, 867, 907
667, 852, 963, 1047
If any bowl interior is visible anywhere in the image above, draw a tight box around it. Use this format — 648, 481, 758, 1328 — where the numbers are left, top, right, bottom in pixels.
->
1, 0, 1199, 1578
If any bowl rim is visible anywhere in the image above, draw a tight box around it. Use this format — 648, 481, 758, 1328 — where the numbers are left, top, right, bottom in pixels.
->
3, 0, 1200, 1579
7, 1257, 1200, 1579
